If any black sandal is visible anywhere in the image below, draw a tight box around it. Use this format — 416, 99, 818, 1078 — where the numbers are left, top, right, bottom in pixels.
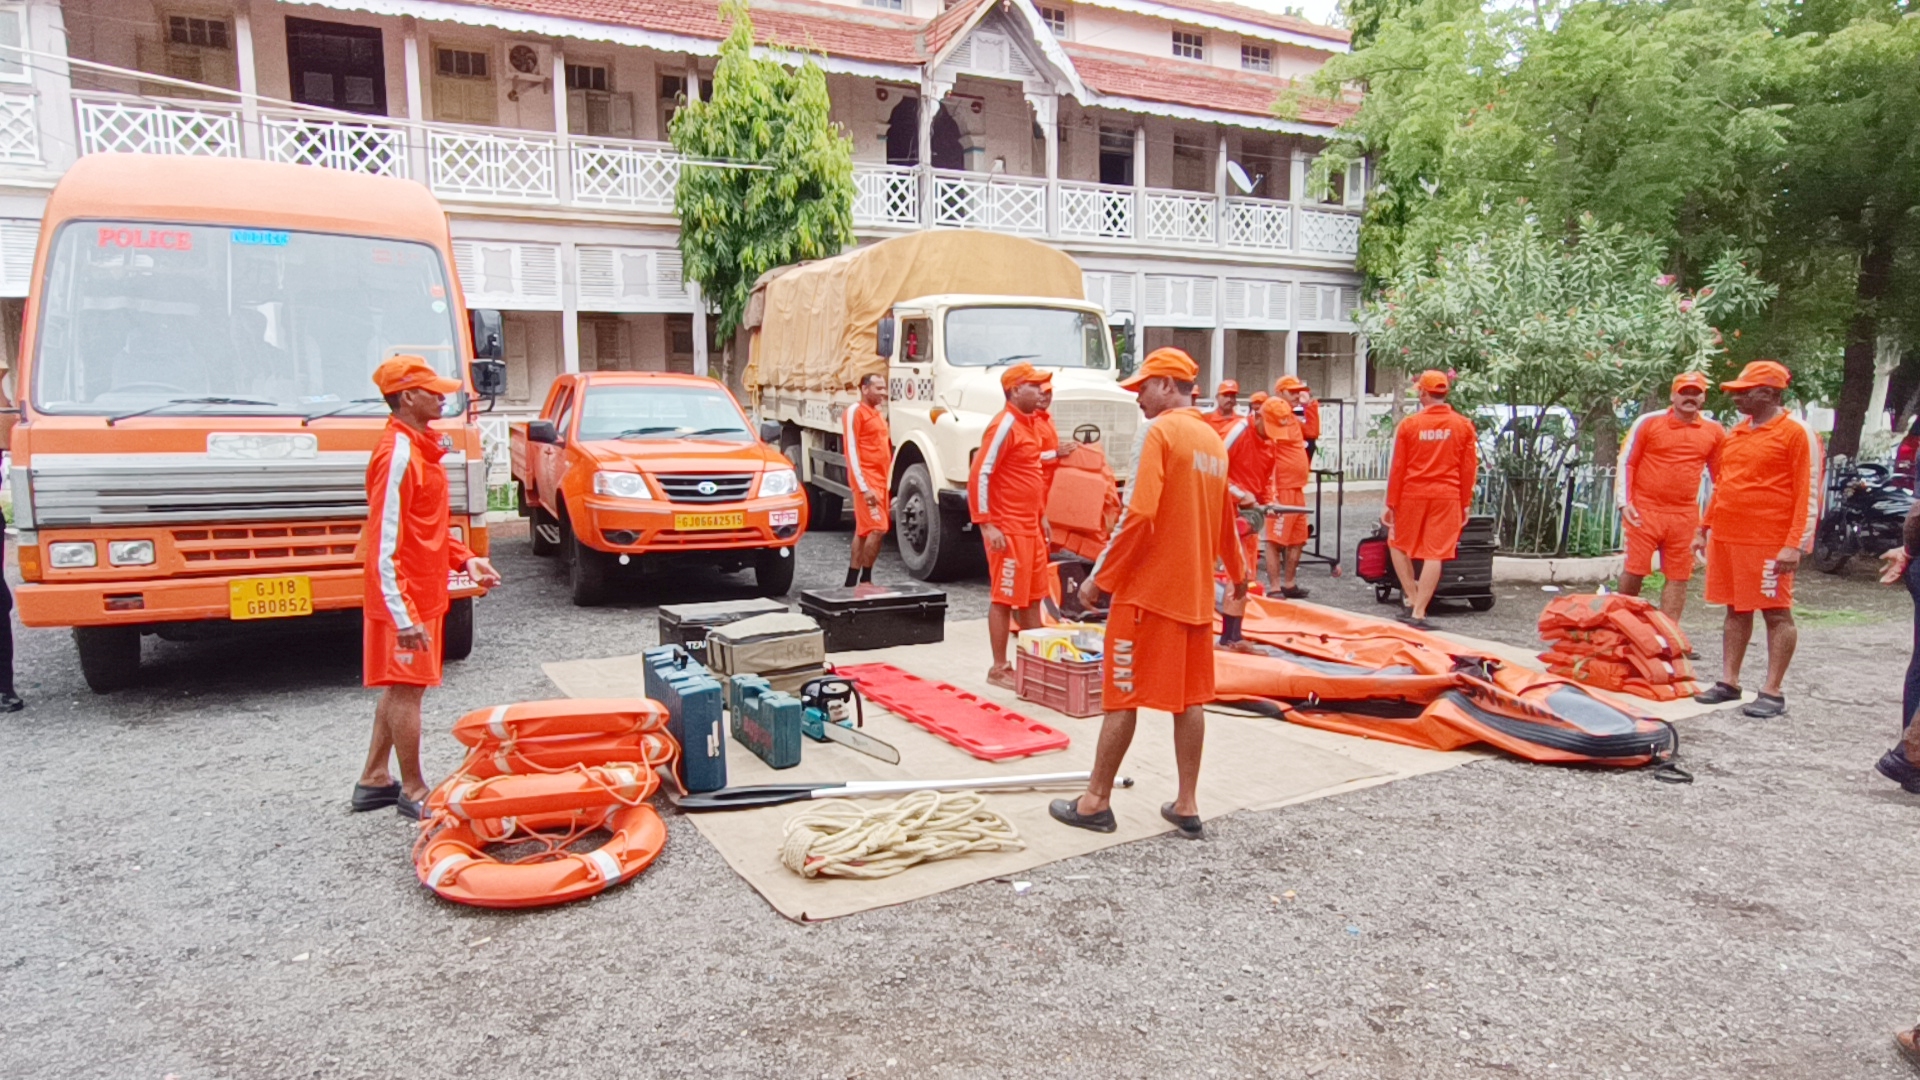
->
350, 781, 400, 812
1740, 692, 1786, 718
1160, 803, 1203, 840
1280, 585, 1311, 599
1692, 681, 1743, 705
1048, 797, 1115, 834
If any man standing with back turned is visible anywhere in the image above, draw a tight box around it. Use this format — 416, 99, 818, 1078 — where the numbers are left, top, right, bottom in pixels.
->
1051, 348, 1248, 840
353, 356, 502, 820
842, 372, 891, 587
1383, 370, 1478, 630
1618, 372, 1723, 620
1693, 360, 1822, 718
970, 363, 1052, 689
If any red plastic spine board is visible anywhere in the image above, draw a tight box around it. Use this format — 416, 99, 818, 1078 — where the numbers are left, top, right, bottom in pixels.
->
835, 663, 1071, 761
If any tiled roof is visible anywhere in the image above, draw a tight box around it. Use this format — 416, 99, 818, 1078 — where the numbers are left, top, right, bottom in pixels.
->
1151, 0, 1351, 44
1064, 42, 1355, 125
462, 0, 925, 65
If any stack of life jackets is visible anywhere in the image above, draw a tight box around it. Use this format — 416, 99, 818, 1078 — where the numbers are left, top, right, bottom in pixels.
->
1537, 594, 1698, 701
1045, 438, 1122, 563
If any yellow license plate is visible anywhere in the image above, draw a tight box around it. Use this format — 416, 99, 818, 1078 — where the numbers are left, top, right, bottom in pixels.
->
674, 512, 745, 531
229, 575, 313, 620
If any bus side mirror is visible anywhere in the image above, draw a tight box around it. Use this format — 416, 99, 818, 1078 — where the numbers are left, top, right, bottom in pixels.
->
876, 315, 895, 360
471, 309, 505, 361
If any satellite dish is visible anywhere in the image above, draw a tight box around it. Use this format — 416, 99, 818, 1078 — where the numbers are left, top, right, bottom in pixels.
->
1227, 160, 1262, 195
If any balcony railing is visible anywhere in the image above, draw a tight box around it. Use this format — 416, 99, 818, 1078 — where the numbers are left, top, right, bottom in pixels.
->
61, 95, 1362, 260
0, 91, 40, 164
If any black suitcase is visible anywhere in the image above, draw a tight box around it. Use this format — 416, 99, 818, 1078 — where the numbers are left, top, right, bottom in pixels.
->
657, 598, 790, 664
1367, 515, 1497, 612
798, 584, 947, 652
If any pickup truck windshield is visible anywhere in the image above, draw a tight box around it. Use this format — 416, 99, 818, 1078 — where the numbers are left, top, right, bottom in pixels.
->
576, 385, 752, 442
32, 221, 462, 417
943, 307, 1111, 370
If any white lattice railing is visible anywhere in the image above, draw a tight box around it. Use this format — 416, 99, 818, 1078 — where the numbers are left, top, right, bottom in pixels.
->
1056, 180, 1135, 241
1225, 197, 1290, 251
1144, 190, 1217, 244
852, 163, 920, 226
0, 91, 38, 163
261, 112, 408, 177
929, 170, 1047, 235
571, 138, 680, 210
75, 94, 241, 158
428, 127, 557, 203
1297, 207, 1362, 256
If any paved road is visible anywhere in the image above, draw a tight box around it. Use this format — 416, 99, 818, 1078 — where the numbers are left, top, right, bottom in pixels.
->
4, 500, 1919, 1079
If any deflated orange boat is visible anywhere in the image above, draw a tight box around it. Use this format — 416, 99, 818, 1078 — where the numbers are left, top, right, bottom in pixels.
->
1215, 596, 1678, 767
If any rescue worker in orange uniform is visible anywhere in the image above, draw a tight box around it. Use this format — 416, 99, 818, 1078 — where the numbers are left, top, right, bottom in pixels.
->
1052, 349, 1248, 840
1216, 396, 1278, 650
1618, 371, 1724, 620
843, 372, 892, 587
1265, 384, 1314, 598
1693, 360, 1823, 718
970, 363, 1052, 689
1206, 379, 1241, 436
1383, 370, 1478, 630
354, 356, 502, 819
1034, 382, 1076, 496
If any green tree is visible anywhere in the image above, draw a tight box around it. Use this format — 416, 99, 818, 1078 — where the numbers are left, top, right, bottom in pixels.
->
670, 0, 855, 389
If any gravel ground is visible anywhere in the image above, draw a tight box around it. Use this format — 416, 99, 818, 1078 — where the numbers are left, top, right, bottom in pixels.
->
4, 496, 1919, 1080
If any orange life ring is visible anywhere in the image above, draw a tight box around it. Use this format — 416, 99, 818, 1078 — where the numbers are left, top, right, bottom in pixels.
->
464, 731, 679, 779
415, 800, 667, 909
451, 698, 670, 747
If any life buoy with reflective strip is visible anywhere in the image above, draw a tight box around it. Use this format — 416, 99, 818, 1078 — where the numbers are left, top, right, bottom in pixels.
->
416, 801, 667, 910
451, 698, 670, 747
466, 731, 679, 780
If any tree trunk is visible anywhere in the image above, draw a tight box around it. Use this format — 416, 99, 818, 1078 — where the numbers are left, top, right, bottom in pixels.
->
1830, 233, 1895, 460
1586, 398, 1620, 469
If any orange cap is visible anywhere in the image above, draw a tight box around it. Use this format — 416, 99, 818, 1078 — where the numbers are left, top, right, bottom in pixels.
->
1415, 370, 1452, 396
1274, 376, 1308, 393
1258, 396, 1294, 439
1671, 371, 1711, 393
1248, 390, 1270, 407
1119, 347, 1200, 392
1216, 380, 1240, 397
372, 355, 461, 396
1720, 360, 1790, 392
999, 362, 1053, 391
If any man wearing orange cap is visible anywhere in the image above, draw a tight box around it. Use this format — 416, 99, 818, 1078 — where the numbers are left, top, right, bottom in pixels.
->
1618, 371, 1724, 620
970, 362, 1052, 689
1278, 376, 1322, 460
1216, 396, 1278, 650
1262, 388, 1314, 598
1052, 348, 1247, 840
355, 356, 502, 819
1383, 370, 1479, 630
842, 372, 892, 587
1206, 380, 1241, 436
1693, 360, 1823, 718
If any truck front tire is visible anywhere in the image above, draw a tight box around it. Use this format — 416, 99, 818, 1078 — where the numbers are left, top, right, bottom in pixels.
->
755, 547, 796, 597
441, 597, 475, 661
75, 626, 141, 693
895, 462, 977, 582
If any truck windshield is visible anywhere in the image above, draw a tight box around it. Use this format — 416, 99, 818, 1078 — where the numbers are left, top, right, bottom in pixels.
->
576, 385, 752, 442
943, 307, 1111, 370
31, 221, 462, 418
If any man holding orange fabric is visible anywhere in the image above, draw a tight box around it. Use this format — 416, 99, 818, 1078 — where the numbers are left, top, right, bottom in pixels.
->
969, 363, 1052, 689
1052, 348, 1248, 840
1267, 378, 1315, 598
842, 372, 892, 587
1383, 370, 1478, 630
1693, 360, 1823, 718
1618, 372, 1723, 619
1216, 396, 1278, 650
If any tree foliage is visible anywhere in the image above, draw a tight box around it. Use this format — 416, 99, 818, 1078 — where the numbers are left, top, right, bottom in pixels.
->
671, 0, 855, 383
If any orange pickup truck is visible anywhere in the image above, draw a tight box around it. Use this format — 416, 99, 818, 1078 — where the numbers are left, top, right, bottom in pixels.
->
509, 372, 808, 604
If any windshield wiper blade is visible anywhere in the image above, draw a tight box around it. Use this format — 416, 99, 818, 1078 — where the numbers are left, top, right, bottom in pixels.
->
684, 427, 747, 437
991, 354, 1042, 366
108, 397, 288, 426
615, 426, 682, 439
302, 397, 387, 425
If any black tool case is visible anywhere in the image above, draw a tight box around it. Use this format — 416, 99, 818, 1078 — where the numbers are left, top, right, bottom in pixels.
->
798, 584, 948, 651
657, 598, 790, 663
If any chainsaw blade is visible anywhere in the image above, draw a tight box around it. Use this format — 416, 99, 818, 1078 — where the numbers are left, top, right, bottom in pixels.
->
818, 721, 901, 765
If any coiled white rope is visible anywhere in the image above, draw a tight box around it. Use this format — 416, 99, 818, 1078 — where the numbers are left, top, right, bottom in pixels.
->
779, 790, 1026, 879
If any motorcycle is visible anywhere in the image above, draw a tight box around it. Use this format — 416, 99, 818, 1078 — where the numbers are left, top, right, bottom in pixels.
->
1813, 460, 1914, 573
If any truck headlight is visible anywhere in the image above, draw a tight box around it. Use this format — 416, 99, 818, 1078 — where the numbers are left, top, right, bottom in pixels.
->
758, 468, 800, 497
108, 540, 156, 566
592, 471, 653, 500
49, 541, 97, 568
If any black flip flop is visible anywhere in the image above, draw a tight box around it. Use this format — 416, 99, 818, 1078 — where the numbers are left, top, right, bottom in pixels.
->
1281, 586, 1311, 599
351, 782, 400, 812
1048, 798, 1115, 834
1398, 614, 1435, 632
1160, 803, 1203, 839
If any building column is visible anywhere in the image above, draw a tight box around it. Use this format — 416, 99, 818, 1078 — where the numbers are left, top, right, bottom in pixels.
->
28, 0, 76, 172
1352, 332, 1369, 420
1215, 132, 1229, 240
1288, 150, 1308, 254
1283, 324, 1300, 378
919, 75, 949, 225
234, 0, 260, 159
402, 18, 429, 182
1209, 324, 1225, 396
552, 45, 571, 206
1028, 92, 1057, 235
1131, 124, 1146, 239
560, 240, 580, 375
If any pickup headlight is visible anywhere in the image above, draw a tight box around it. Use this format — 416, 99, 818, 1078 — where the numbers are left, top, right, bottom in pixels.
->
108, 540, 156, 566
758, 468, 800, 498
592, 471, 653, 500
49, 541, 97, 568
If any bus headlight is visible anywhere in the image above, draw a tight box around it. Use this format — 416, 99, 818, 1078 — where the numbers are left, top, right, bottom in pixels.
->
592, 471, 653, 500
758, 468, 800, 497
49, 541, 98, 568
108, 540, 156, 566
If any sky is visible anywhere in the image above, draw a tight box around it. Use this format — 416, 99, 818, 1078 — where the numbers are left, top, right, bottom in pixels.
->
1230, 0, 1347, 31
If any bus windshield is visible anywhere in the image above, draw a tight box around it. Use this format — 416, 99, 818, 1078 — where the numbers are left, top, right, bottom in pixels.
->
31, 221, 463, 417
943, 306, 1112, 370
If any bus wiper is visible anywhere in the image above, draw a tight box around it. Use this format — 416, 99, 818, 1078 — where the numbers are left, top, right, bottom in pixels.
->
302, 397, 387, 425
615, 426, 681, 439
108, 397, 289, 426
684, 426, 747, 437
991, 354, 1041, 365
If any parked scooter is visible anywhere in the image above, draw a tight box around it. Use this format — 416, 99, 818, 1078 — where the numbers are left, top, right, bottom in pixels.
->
1813, 460, 1914, 573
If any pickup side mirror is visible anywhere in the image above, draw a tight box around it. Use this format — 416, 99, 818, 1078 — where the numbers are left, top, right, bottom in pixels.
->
758, 420, 782, 444
471, 308, 505, 361
876, 315, 895, 360
470, 359, 506, 398
526, 418, 559, 445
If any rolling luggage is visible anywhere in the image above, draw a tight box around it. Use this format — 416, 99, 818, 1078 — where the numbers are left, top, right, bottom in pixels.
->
798, 584, 947, 651
1363, 515, 1497, 612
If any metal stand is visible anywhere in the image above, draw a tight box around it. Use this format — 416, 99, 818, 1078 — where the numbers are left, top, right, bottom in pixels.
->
1299, 396, 1347, 576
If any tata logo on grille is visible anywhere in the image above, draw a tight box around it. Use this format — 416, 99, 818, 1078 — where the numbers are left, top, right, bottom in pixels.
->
697, 481, 719, 495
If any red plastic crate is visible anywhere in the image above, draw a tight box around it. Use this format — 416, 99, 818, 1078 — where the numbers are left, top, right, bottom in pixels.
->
1014, 650, 1103, 718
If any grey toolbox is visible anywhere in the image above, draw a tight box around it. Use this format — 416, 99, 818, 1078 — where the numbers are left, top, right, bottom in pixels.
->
656, 598, 790, 664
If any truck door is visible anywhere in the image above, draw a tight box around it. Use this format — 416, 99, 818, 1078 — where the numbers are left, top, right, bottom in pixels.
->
887, 315, 933, 433
538, 383, 574, 504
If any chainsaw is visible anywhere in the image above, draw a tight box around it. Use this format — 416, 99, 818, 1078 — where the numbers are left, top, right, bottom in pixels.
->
799, 676, 899, 765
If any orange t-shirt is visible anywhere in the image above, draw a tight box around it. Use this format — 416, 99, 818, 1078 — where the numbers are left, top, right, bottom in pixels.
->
1093, 407, 1246, 625
1204, 408, 1240, 438
1299, 398, 1321, 441
842, 400, 891, 501
968, 407, 1047, 534
1619, 409, 1722, 514
1705, 411, 1824, 550
1267, 407, 1311, 490
1033, 408, 1061, 491
1387, 404, 1479, 510
1223, 418, 1276, 505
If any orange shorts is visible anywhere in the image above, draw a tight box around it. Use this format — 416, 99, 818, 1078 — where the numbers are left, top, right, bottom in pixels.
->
987, 529, 1049, 608
852, 484, 891, 537
1102, 602, 1214, 714
1389, 497, 1464, 561
1624, 507, 1700, 581
364, 614, 444, 687
1264, 488, 1310, 546
1704, 539, 1794, 612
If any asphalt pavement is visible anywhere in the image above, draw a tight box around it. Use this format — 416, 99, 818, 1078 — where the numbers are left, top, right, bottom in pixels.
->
4, 497, 1919, 1079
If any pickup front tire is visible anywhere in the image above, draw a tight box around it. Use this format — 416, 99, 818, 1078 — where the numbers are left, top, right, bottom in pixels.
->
562, 516, 613, 606
441, 597, 474, 661
895, 462, 977, 582
75, 626, 141, 693
755, 547, 796, 597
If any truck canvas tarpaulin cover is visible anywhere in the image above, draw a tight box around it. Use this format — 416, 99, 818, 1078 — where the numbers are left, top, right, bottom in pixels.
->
744, 231, 1086, 395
